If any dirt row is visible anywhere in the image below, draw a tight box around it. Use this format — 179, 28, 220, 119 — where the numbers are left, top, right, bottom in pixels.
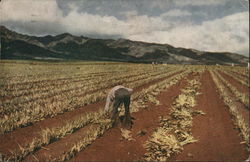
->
169, 71, 248, 161
0, 71, 182, 160
26, 70, 194, 161
2, 69, 123, 87
68, 71, 248, 161
218, 70, 249, 95
1, 68, 159, 102
1, 72, 109, 99
1, 71, 108, 88
214, 70, 249, 127
1, 69, 158, 104
227, 69, 249, 79
2, 70, 248, 161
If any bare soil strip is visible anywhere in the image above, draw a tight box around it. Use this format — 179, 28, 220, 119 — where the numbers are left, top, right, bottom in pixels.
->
67, 75, 192, 162
0, 71, 181, 160
169, 71, 248, 161
1, 68, 158, 103
214, 71, 250, 126
228, 69, 249, 79
2, 71, 118, 88
218, 70, 249, 95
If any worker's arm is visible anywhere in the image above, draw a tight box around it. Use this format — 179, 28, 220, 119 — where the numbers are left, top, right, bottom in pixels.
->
126, 88, 133, 95
105, 92, 114, 112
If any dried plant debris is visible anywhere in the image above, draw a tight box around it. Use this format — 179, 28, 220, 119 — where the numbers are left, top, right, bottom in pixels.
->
210, 70, 249, 150
0, 65, 181, 134
120, 128, 135, 141
215, 70, 249, 109
1, 67, 188, 161
119, 69, 188, 115
144, 128, 182, 161
144, 78, 205, 161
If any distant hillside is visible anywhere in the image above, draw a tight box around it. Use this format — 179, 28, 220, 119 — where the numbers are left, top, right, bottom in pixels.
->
0, 26, 248, 64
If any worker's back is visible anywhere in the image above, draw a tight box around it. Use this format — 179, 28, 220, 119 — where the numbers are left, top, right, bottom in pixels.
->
105, 85, 132, 112
110, 85, 132, 97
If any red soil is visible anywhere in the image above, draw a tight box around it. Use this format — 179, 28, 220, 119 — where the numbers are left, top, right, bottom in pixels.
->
3, 70, 248, 161
0, 71, 181, 159
216, 71, 249, 127
229, 69, 249, 79
218, 70, 249, 95
3, 71, 113, 88
25, 124, 95, 161
169, 71, 249, 161
69, 75, 192, 162
23, 71, 187, 161
1, 69, 157, 102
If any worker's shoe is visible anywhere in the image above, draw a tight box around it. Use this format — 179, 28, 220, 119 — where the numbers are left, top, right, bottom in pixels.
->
122, 116, 132, 129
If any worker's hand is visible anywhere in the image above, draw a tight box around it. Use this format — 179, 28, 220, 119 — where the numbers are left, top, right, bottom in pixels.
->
104, 111, 111, 118
122, 121, 132, 129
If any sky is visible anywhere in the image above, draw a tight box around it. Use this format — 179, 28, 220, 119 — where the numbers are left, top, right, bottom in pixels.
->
0, 0, 249, 57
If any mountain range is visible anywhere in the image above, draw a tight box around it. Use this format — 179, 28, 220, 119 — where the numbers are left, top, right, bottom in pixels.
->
0, 26, 248, 65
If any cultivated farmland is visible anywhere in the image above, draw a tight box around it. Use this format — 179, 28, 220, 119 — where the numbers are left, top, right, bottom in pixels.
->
0, 61, 249, 161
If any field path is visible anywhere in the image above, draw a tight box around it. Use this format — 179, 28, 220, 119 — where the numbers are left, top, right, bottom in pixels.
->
169, 71, 248, 161
69, 74, 192, 161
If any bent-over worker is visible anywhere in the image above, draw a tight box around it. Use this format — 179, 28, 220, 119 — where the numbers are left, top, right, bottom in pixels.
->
105, 85, 133, 128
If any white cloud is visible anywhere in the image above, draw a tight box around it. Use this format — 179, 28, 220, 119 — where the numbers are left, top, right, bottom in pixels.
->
0, 0, 249, 56
128, 12, 249, 56
0, 0, 62, 22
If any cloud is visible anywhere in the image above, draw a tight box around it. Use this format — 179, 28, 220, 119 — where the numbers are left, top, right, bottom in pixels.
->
160, 9, 192, 17
0, 0, 61, 22
0, 0, 249, 56
174, 0, 227, 7
128, 12, 249, 56
0, 0, 171, 37
0, 0, 64, 35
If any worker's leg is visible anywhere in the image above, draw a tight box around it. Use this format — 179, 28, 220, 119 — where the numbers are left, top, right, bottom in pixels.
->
113, 88, 132, 128
123, 96, 132, 128
111, 99, 122, 127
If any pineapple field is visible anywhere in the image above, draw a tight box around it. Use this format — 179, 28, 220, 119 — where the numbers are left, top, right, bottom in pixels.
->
0, 61, 249, 161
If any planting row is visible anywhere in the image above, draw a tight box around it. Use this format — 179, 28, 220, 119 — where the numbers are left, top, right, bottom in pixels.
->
1, 68, 192, 161
219, 68, 249, 88
210, 70, 249, 151
219, 66, 249, 79
0, 64, 155, 93
0, 67, 162, 104
144, 75, 204, 161
0, 66, 182, 133
0, 63, 132, 83
213, 70, 249, 109
0, 66, 175, 114
26, 68, 192, 161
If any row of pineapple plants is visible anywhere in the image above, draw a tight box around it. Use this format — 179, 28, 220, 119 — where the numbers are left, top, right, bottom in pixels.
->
144, 74, 205, 161
210, 70, 249, 151
2, 68, 190, 161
